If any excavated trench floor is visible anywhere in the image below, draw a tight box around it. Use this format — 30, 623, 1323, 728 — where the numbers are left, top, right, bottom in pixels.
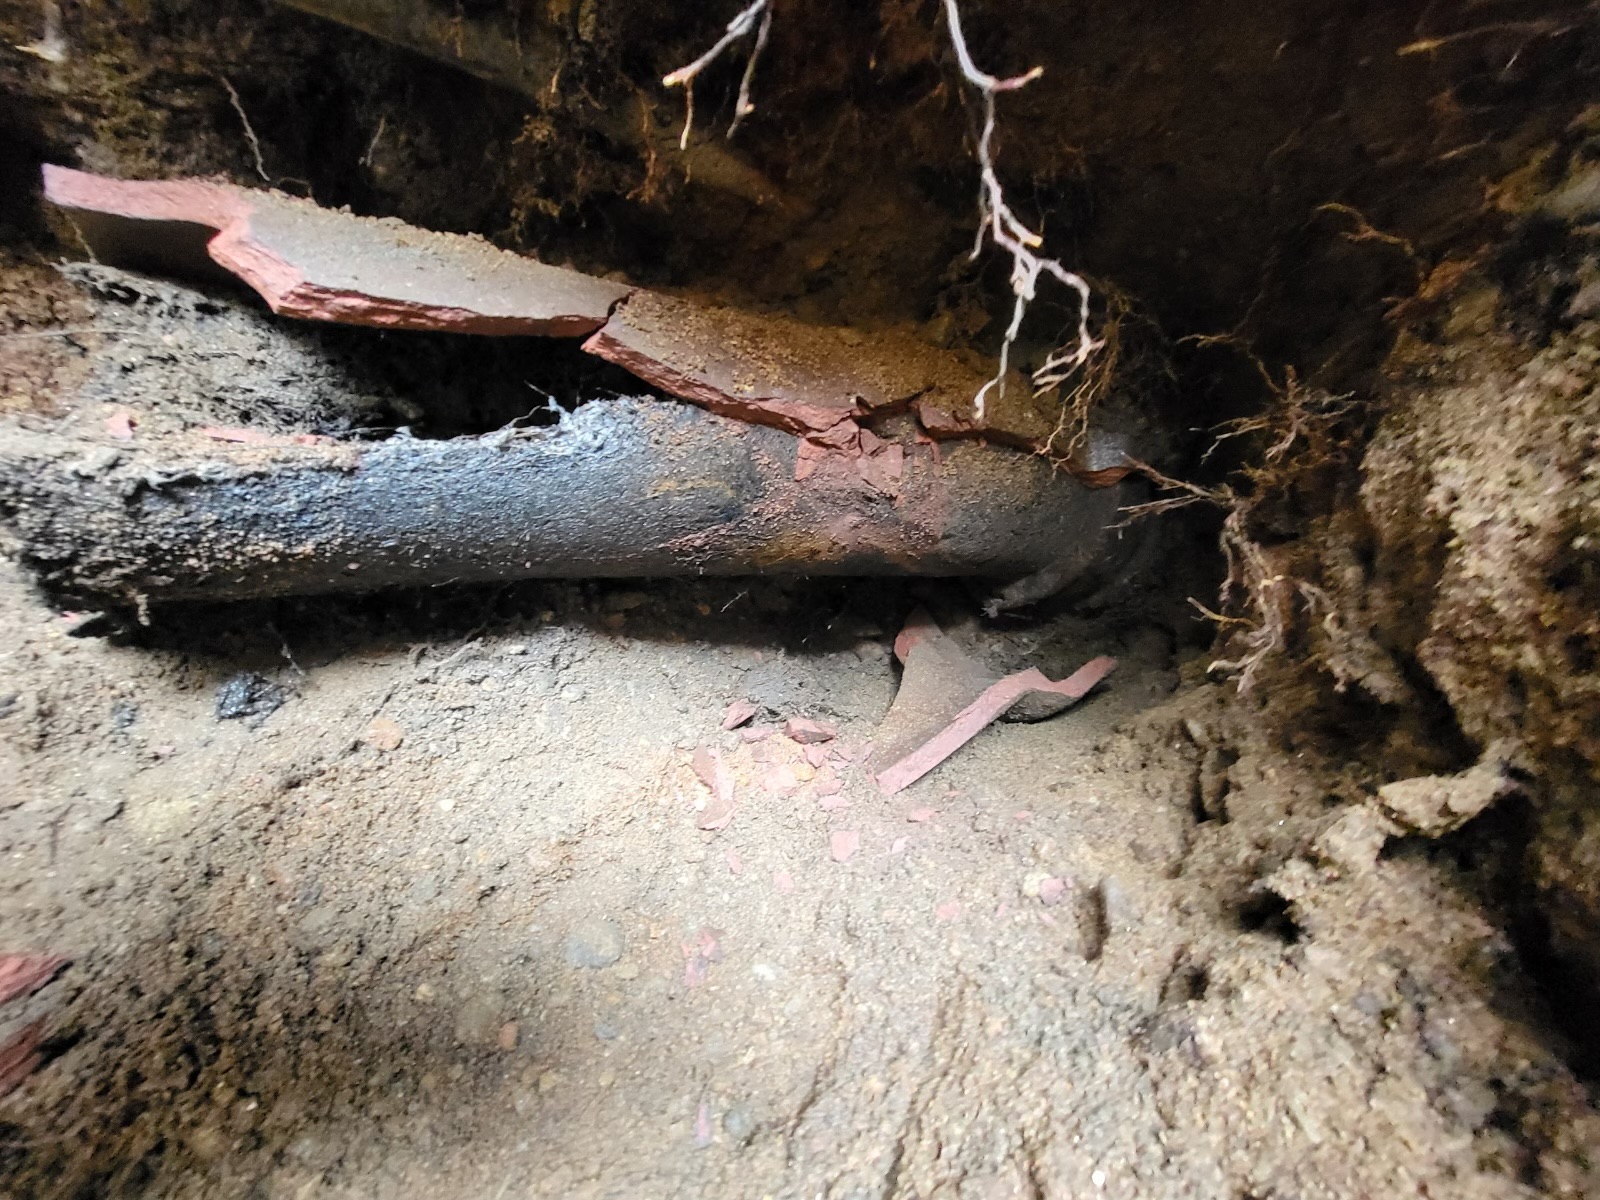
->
3, 1, 1600, 1195
1, 552, 1596, 1200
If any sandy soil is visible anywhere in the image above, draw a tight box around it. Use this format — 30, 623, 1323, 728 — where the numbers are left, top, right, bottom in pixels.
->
1, 554, 1597, 1198
1, 5, 1598, 1193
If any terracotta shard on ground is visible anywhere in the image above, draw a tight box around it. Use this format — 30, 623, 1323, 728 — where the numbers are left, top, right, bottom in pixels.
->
783, 717, 837, 745
42, 165, 629, 336
871, 609, 1117, 795
720, 700, 759, 731
869, 608, 1006, 776
582, 290, 993, 437
0, 955, 69, 1007
875, 658, 1117, 795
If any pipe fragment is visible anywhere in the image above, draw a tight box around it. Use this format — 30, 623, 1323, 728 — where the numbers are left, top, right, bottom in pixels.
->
0, 400, 1135, 607
582, 289, 985, 437
43, 166, 628, 336
41, 167, 1131, 466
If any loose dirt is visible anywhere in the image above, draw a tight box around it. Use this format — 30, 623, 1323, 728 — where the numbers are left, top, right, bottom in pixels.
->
3, 2, 1600, 1195
2, 554, 1598, 1197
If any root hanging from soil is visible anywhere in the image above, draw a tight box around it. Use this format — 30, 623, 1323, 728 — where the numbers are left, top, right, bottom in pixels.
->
662, 0, 1104, 425
661, 0, 772, 148
1037, 284, 1169, 467
938, 0, 1100, 422
1124, 365, 1360, 693
218, 76, 269, 183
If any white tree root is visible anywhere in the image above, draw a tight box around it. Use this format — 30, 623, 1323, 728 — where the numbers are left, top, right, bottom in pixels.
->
662, 0, 1103, 422
939, 0, 1100, 420
662, 0, 771, 149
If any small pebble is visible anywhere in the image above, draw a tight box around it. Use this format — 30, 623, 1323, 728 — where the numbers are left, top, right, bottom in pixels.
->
215, 673, 285, 722
362, 717, 406, 752
564, 917, 625, 969
853, 641, 888, 663
723, 1103, 758, 1147
454, 995, 503, 1045
1101, 875, 1136, 930
498, 1021, 520, 1052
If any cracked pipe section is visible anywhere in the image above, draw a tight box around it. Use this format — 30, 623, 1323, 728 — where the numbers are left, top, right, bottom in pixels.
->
42, 166, 631, 336
0, 400, 1138, 607
42, 166, 1097, 463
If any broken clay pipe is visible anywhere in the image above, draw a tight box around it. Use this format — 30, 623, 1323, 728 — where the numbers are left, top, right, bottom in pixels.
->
42, 165, 629, 337
869, 607, 1117, 794
43, 166, 1131, 473
0, 399, 1137, 607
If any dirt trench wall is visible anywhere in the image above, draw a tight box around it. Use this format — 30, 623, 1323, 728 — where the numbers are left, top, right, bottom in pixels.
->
4, 0, 1597, 374
1307, 142, 1600, 985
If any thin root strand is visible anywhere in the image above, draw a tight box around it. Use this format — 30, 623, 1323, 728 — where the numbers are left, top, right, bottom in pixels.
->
662, 0, 770, 149
942, 0, 1100, 421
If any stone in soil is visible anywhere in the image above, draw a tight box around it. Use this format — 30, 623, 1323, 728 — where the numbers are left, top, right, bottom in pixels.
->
454, 995, 503, 1046
564, 918, 625, 969
214, 673, 285, 722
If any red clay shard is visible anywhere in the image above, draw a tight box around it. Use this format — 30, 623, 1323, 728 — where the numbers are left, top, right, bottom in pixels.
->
583, 290, 985, 437
43, 165, 628, 336
0, 955, 69, 1007
682, 927, 724, 988
783, 717, 837, 745
690, 747, 737, 829
872, 609, 1116, 795
830, 830, 860, 862
720, 699, 759, 730
0, 1021, 45, 1099
876, 657, 1117, 795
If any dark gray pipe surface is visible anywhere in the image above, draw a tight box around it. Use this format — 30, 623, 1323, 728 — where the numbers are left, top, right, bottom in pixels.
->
0, 399, 1133, 606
